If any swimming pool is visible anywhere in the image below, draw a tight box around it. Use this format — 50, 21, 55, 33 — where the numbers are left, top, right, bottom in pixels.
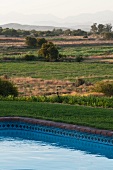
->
0, 117, 113, 169
1, 135, 113, 170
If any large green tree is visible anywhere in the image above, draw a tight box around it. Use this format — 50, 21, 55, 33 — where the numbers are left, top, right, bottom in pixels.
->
38, 42, 59, 61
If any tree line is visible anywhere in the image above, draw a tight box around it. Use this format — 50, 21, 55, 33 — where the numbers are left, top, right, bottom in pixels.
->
0, 23, 113, 39
90, 23, 113, 39
0, 27, 87, 37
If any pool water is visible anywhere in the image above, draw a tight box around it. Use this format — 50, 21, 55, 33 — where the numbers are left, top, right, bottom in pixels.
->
0, 136, 113, 170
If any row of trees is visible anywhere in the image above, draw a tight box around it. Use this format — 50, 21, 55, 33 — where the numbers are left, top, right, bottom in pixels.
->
0, 27, 87, 37
90, 23, 113, 39
0, 27, 30, 37
91, 23, 112, 34
0, 23, 113, 39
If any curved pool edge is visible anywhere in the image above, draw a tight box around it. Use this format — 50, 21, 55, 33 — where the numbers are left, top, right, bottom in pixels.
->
1, 117, 113, 159
0, 116, 113, 137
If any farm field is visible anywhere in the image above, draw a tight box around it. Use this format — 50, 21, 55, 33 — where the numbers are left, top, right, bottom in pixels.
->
0, 61, 113, 96
0, 36, 113, 97
0, 36, 113, 130
1, 37, 113, 63
1, 62, 113, 81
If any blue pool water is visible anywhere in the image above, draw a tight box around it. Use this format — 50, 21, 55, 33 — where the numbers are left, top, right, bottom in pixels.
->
0, 135, 113, 170
0, 120, 113, 170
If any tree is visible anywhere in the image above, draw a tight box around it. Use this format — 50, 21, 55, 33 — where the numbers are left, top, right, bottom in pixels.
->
64, 29, 71, 36
1, 28, 19, 37
72, 29, 87, 36
25, 37, 37, 47
21, 30, 30, 36
38, 42, 59, 61
90, 23, 98, 34
52, 29, 63, 36
0, 27, 3, 35
104, 24, 112, 33
98, 24, 105, 34
37, 38, 47, 47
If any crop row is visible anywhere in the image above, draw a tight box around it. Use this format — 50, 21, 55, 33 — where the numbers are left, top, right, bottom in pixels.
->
0, 95, 113, 108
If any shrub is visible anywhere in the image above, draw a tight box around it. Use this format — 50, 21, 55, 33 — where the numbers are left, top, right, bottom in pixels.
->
75, 56, 83, 62
83, 35, 88, 38
24, 54, 36, 61
0, 78, 18, 97
93, 81, 113, 96
76, 78, 85, 87
25, 37, 37, 47
102, 32, 113, 40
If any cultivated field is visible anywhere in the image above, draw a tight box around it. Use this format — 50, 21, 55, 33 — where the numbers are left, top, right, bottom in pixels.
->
0, 36, 113, 96
1, 36, 113, 130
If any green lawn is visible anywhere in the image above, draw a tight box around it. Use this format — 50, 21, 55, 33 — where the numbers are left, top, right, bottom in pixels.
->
0, 101, 113, 130
0, 61, 113, 82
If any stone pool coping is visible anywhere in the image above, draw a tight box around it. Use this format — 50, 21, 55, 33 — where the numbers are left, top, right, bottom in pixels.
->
0, 117, 113, 137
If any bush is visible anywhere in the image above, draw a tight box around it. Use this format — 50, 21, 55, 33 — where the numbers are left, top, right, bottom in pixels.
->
83, 35, 88, 38
25, 37, 37, 47
38, 42, 59, 62
37, 38, 47, 47
0, 79, 18, 97
93, 81, 113, 96
75, 56, 83, 62
76, 78, 85, 87
24, 54, 36, 61
102, 32, 113, 40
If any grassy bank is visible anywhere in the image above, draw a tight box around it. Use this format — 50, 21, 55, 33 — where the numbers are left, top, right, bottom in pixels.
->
0, 101, 113, 130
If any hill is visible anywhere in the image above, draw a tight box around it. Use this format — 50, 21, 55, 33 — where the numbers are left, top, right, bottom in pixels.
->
0, 23, 67, 31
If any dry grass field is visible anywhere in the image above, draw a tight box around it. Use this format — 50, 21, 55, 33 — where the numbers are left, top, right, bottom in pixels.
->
1, 36, 113, 47
0, 37, 25, 47
6, 77, 91, 97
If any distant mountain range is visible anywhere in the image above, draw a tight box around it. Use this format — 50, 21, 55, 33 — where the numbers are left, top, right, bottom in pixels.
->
1, 10, 113, 31
0, 23, 68, 31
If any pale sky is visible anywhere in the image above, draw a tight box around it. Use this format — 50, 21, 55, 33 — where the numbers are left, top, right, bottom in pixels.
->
1, 0, 113, 17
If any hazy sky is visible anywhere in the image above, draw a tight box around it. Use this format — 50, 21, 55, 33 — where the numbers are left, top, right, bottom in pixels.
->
1, 0, 113, 17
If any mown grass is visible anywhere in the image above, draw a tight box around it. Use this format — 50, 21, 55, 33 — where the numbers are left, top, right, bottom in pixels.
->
0, 101, 113, 130
0, 61, 113, 82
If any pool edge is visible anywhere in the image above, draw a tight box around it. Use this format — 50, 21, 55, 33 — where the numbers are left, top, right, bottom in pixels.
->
0, 117, 113, 137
